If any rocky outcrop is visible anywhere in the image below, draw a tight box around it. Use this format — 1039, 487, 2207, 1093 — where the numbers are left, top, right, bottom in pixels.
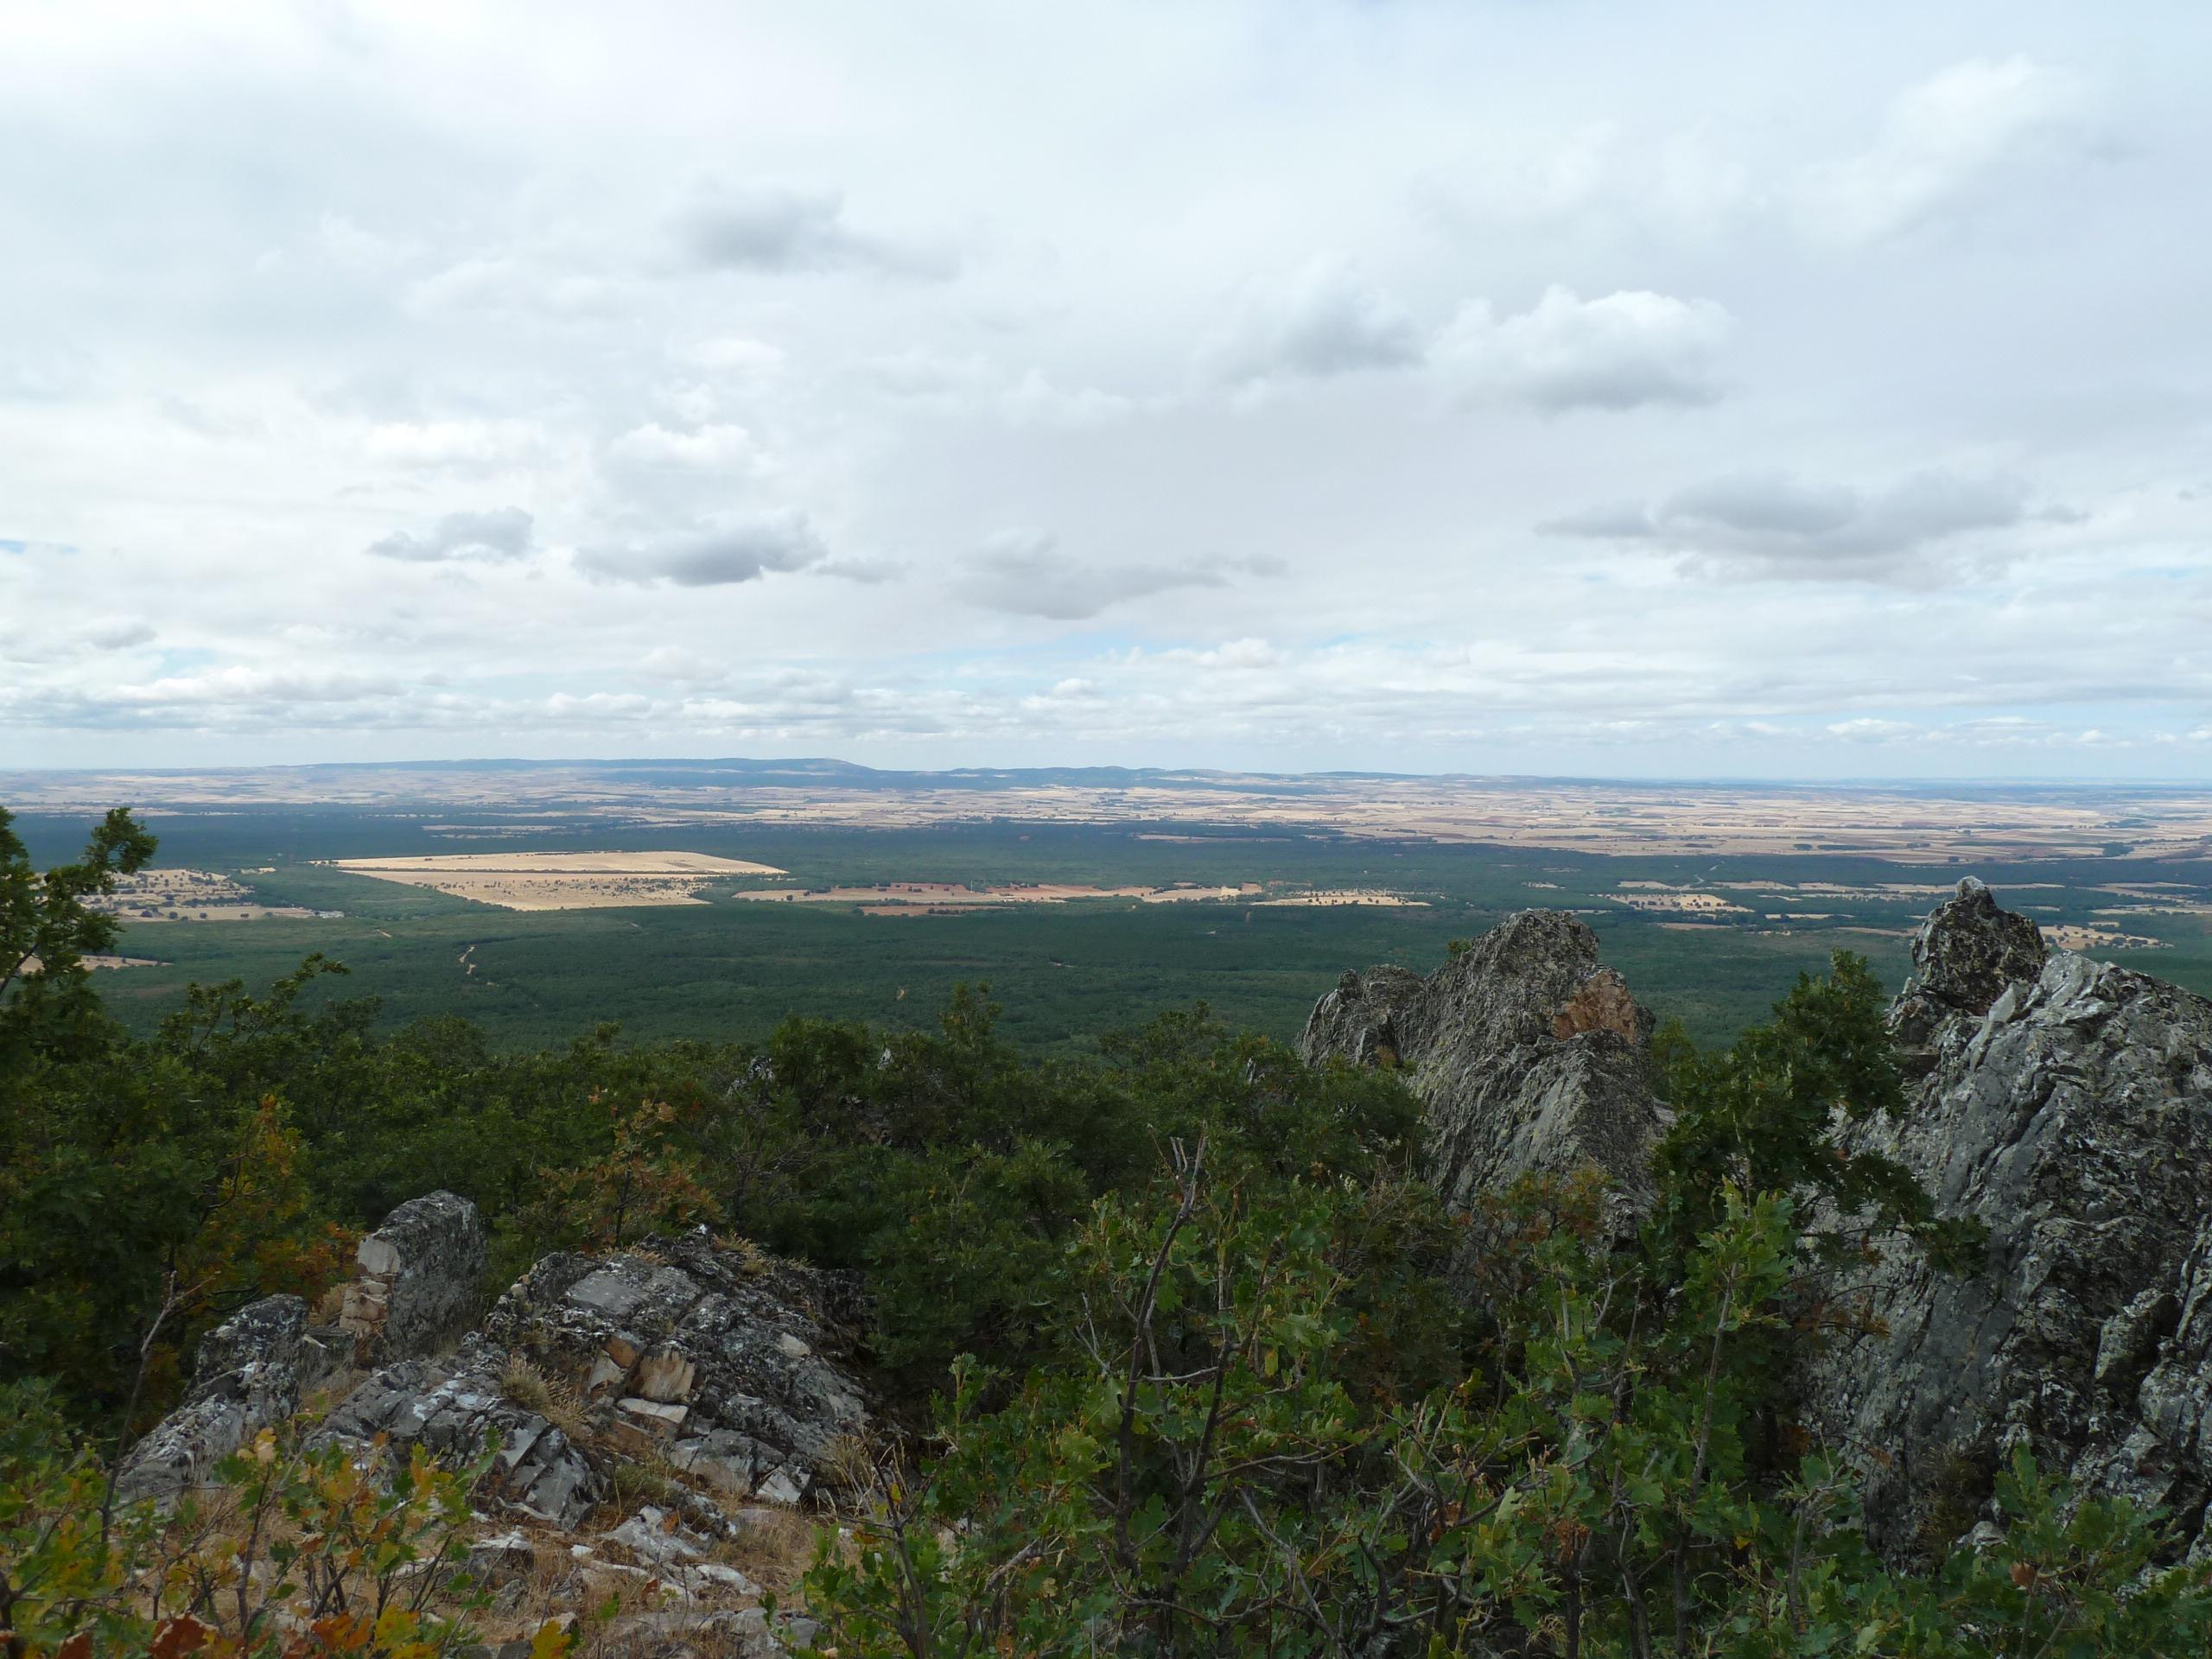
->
1300, 910, 1667, 1226
320, 1227, 868, 1527
1886, 876, 2049, 1075
1803, 880, 2212, 1560
114, 1294, 345, 1502
340, 1189, 486, 1364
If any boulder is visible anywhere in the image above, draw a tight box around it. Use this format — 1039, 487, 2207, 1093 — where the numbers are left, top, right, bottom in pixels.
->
1300, 910, 1667, 1230
316, 1336, 607, 1526
1803, 883, 2212, 1560
340, 1190, 487, 1365
318, 1228, 868, 1527
115, 1294, 341, 1502
481, 1228, 868, 1505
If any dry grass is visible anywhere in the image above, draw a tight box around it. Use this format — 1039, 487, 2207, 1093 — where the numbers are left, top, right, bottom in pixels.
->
500, 1355, 589, 1440
331, 851, 787, 912
709, 1508, 821, 1602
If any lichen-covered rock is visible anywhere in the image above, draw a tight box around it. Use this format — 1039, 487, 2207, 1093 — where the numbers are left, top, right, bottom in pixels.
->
318, 1228, 868, 1528
340, 1190, 487, 1365
483, 1228, 868, 1504
316, 1336, 607, 1525
1803, 885, 2212, 1560
116, 1294, 321, 1502
1888, 876, 2049, 1074
1300, 910, 1666, 1229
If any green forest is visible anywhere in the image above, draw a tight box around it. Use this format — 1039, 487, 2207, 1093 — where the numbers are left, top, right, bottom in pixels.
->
6, 807, 2210, 1657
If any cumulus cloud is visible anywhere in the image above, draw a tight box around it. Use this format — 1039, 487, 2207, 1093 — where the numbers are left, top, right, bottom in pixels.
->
1542, 470, 2037, 580
75, 618, 156, 651
1797, 57, 2083, 244
1203, 259, 1425, 385
669, 181, 951, 277
576, 511, 829, 586
957, 529, 1279, 621
366, 506, 537, 564
1435, 286, 1731, 411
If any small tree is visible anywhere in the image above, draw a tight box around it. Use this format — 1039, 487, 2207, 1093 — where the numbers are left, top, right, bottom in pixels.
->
0, 807, 156, 1063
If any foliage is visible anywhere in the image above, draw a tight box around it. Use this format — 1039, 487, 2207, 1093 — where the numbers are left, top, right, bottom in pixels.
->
4, 811, 2210, 1656
0, 807, 156, 1065
808, 1162, 2212, 1656
0, 1384, 567, 1659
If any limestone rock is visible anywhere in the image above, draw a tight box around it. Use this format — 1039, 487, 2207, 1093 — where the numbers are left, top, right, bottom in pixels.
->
115, 1294, 312, 1502
1802, 884, 2212, 1560
341, 1190, 487, 1365
1300, 910, 1667, 1229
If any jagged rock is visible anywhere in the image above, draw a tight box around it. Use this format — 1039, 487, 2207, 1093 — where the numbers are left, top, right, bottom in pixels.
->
340, 1190, 487, 1365
318, 1229, 867, 1527
1888, 877, 2050, 1074
317, 1335, 607, 1526
607, 1503, 708, 1567
480, 1227, 868, 1505
1300, 910, 1667, 1228
115, 1294, 315, 1502
1803, 884, 2212, 1560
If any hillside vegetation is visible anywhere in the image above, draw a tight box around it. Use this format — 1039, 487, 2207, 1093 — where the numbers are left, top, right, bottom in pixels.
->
5, 808, 2209, 1657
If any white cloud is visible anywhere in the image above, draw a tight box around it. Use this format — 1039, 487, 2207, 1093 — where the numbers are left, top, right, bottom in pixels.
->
405, 257, 621, 317
1797, 57, 2083, 244
863, 351, 1136, 427
576, 511, 829, 586
957, 529, 1274, 621
1542, 469, 2037, 581
366, 507, 537, 564
688, 336, 788, 374
2, 4, 2205, 776
608, 422, 765, 470
1202, 259, 1424, 385
1435, 286, 1731, 411
365, 420, 547, 469
669, 181, 951, 277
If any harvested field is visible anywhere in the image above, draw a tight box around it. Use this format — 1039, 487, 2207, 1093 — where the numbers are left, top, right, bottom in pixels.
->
332, 851, 785, 911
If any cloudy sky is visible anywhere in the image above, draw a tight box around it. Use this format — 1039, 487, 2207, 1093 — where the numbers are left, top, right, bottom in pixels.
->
3, 0, 2209, 779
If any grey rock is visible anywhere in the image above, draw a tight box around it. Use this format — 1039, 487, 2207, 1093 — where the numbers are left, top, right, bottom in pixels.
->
1888, 876, 2049, 1075
115, 1294, 309, 1502
481, 1228, 868, 1503
317, 1336, 607, 1527
1803, 884, 2212, 1559
1300, 910, 1666, 1230
317, 1230, 867, 1527
607, 1503, 709, 1567
341, 1190, 487, 1365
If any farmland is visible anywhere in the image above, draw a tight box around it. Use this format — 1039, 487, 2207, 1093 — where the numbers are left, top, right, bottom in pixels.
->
11, 762, 2212, 1056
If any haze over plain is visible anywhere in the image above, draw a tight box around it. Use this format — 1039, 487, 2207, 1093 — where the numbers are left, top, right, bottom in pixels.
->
3, 1, 2208, 779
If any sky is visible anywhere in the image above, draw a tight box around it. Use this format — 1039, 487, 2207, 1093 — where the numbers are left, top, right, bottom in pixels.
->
3, 0, 2210, 780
